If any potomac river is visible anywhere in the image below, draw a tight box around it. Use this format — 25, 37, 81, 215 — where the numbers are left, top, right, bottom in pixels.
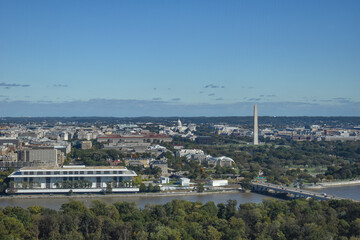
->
0, 191, 272, 210
1, 184, 359, 210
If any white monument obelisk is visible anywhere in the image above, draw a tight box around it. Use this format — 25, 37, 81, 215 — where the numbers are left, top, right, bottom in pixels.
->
253, 104, 259, 145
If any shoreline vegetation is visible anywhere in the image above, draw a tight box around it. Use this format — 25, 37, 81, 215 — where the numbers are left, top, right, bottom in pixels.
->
1, 197, 360, 239
0, 188, 243, 200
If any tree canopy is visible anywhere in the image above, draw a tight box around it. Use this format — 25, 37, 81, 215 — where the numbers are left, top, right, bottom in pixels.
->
0, 198, 360, 239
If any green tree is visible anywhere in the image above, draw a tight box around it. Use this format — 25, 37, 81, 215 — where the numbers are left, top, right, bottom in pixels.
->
0, 216, 27, 239
351, 218, 360, 237
139, 183, 147, 192
147, 183, 154, 193
133, 175, 143, 186
90, 200, 119, 221
206, 225, 222, 240
197, 183, 204, 193
105, 181, 112, 194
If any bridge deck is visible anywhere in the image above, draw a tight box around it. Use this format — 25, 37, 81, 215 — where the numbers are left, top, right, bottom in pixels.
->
251, 182, 355, 201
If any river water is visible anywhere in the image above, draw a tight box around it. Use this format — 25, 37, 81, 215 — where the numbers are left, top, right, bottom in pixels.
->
1, 184, 358, 210
311, 184, 360, 201
0, 191, 271, 210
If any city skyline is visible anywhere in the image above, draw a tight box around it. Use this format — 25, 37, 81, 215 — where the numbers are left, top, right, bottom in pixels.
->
0, 1, 359, 117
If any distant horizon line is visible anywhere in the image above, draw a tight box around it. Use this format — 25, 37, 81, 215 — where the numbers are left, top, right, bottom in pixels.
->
1, 116, 360, 118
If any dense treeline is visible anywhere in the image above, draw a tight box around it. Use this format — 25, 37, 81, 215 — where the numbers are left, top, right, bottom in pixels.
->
70, 148, 151, 166
1, 199, 360, 239
71, 148, 113, 166
0, 169, 12, 194
70, 145, 156, 166
181, 139, 360, 169
326, 164, 360, 180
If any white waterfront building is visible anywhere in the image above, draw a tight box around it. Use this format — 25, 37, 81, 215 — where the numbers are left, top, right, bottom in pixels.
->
6, 165, 139, 194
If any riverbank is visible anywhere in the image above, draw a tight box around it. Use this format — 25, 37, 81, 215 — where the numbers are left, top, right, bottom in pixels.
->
0, 188, 241, 200
303, 179, 360, 189
0, 190, 270, 211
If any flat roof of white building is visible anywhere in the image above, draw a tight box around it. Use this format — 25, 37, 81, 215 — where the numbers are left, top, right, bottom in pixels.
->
21, 165, 126, 170
8, 165, 136, 178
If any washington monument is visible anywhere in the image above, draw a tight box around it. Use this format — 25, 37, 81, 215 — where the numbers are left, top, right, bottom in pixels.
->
253, 104, 259, 145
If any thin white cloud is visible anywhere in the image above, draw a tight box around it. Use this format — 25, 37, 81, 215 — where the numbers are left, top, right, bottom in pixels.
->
53, 84, 69, 88
204, 84, 225, 89
0, 82, 30, 88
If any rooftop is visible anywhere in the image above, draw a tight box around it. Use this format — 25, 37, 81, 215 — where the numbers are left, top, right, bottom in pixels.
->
98, 133, 170, 139
21, 165, 126, 170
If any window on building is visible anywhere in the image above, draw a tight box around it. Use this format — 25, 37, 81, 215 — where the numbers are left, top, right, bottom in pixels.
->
87, 171, 93, 174
46, 171, 51, 175
80, 171, 84, 174
96, 171, 101, 174
37, 172, 43, 175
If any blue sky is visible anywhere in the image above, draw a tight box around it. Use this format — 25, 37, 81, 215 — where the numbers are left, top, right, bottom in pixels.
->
0, 0, 359, 117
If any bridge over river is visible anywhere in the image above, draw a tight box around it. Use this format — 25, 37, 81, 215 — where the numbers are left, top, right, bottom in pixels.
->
251, 182, 357, 201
